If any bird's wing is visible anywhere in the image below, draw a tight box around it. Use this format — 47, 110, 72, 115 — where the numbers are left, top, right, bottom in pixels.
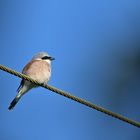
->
22, 60, 42, 74
22, 60, 35, 74
16, 60, 36, 92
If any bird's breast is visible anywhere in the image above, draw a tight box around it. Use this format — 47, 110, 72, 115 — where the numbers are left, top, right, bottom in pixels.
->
23, 60, 51, 83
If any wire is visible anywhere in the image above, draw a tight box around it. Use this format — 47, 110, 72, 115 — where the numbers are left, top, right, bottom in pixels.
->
0, 64, 140, 128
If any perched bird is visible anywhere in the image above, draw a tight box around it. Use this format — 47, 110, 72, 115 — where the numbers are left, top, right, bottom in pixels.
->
8, 52, 55, 110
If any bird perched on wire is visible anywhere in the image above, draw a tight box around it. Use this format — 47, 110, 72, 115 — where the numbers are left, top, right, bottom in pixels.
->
8, 52, 55, 110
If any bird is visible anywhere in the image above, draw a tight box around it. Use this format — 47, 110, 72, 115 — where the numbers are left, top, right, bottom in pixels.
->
8, 52, 55, 110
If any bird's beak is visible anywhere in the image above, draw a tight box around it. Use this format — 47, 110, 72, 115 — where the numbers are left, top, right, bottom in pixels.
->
50, 57, 55, 61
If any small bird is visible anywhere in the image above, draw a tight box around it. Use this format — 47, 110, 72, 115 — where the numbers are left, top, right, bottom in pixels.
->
8, 52, 55, 110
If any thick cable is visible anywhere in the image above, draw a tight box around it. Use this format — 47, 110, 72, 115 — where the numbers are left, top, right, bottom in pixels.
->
0, 64, 140, 128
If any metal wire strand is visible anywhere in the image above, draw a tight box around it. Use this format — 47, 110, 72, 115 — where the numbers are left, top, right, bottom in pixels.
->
0, 64, 140, 128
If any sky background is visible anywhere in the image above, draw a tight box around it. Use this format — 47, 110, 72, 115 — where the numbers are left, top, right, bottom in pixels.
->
0, 0, 140, 140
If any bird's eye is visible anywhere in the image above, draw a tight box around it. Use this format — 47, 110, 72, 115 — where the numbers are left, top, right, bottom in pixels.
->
42, 56, 49, 60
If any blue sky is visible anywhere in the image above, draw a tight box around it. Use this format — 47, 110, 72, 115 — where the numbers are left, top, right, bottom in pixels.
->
0, 0, 140, 140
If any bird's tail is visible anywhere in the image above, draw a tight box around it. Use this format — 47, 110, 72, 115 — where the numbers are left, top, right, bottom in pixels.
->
8, 89, 24, 110
8, 97, 21, 110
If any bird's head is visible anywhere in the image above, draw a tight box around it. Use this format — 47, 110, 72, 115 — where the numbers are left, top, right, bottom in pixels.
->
32, 52, 55, 63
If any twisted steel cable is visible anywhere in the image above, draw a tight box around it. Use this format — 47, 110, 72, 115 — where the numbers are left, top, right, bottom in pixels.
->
0, 64, 140, 128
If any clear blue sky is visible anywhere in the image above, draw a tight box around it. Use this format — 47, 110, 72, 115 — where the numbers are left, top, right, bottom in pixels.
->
0, 0, 140, 140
